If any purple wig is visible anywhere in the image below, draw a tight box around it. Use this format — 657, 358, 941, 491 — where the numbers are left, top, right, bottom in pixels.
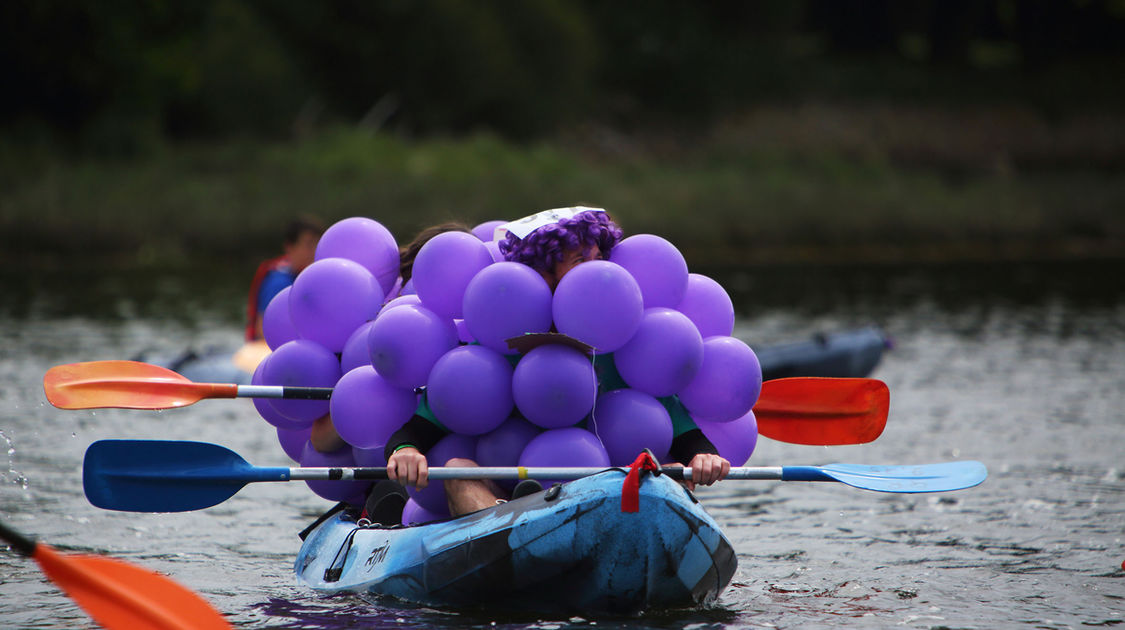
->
499, 210, 623, 273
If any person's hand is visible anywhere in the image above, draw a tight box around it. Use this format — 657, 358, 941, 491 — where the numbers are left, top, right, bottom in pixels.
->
684, 453, 730, 491
387, 447, 428, 490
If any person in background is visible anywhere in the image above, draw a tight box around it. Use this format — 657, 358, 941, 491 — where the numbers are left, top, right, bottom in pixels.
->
245, 218, 323, 341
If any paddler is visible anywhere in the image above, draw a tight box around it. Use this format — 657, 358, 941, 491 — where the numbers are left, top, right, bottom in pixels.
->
244, 218, 323, 341
347, 207, 731, 518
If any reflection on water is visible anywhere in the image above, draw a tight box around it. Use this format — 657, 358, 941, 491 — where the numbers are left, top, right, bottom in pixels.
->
2, 259, 1123, 629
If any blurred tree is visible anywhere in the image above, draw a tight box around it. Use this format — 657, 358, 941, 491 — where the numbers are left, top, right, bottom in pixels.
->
249, 0, 597, 138
1, 0, 1123, 151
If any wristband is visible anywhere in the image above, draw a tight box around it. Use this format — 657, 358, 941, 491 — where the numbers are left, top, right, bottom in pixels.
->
392, 443, 417, 454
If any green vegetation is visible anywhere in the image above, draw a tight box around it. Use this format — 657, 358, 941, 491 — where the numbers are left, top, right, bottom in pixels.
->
5, 107, 1122, 269
4, 2, 1123, 267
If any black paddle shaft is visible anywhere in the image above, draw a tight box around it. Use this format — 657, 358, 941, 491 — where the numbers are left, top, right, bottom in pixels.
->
0, 521, 38, 557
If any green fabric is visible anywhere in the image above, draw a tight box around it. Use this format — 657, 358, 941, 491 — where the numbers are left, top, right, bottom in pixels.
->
659, 394, 700, 438
413, 392, 448, 431
592, 352, 628, 392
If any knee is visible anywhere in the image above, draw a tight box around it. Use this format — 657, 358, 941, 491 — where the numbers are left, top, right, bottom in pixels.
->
443, 457, 479, 468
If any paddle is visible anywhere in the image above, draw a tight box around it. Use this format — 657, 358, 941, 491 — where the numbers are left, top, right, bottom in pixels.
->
754, 377, 888, 445
46, 361, 888, 446
83, 439, 987, 513
0, 519, 231, 629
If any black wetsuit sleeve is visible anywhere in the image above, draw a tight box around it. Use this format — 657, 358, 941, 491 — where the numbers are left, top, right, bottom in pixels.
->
383, 415, 449, 462
667, 428, 719, 465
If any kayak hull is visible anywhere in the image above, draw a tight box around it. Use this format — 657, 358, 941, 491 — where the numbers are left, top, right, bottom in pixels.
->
757, 326, 889, 381
295, 470, 736, 615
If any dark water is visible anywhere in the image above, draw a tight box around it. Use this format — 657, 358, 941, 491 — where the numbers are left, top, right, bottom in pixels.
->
2, 260, 1123, 628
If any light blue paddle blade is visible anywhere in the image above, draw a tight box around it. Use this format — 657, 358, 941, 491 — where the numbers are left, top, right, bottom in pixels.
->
782, 461, 988, 493
83, 440, 290, 512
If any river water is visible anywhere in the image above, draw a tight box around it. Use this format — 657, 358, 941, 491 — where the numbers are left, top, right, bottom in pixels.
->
1, 259, 1123, 629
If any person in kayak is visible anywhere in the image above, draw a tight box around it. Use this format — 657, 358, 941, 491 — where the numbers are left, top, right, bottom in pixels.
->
376, 208, 731, 517
245, 217, 323, 341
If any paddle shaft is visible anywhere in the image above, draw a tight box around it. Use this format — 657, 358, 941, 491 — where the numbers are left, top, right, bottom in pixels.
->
231, 385, 332, 400
242, 464, 814, 482
0, 520, 37, 556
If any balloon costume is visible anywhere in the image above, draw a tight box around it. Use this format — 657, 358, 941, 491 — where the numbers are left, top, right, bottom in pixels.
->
252, 207, 762, 518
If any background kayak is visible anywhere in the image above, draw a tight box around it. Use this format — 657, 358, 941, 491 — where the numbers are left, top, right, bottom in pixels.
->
136, 327, 890, 385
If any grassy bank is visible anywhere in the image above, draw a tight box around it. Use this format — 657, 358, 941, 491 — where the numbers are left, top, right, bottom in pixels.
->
3, 106, 1123, 269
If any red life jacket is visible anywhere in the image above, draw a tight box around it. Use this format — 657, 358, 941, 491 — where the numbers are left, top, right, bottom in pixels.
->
245, 256, 290, 341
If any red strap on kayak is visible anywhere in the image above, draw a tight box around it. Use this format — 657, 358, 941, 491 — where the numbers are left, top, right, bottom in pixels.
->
621, 451, 660, 513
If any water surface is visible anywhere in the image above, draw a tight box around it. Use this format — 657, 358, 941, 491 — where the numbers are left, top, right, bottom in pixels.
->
1, 260, 1122, 628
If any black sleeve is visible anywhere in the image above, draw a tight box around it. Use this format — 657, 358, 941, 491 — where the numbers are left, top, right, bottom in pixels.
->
667, 428, 719, 465
383, 415, 449, 462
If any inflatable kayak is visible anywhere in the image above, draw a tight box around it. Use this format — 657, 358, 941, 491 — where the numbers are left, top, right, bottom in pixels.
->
757, 325, 891, 381
295, 469, 736, 615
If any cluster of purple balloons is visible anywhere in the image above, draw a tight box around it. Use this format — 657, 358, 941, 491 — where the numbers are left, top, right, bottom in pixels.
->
252, 217, 762, 517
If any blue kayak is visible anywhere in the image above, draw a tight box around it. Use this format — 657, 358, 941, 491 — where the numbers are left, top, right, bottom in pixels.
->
757, 325, 891, 381
295, 469, 736, 615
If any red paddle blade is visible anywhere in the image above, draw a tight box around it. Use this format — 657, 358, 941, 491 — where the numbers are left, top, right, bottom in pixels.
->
753, 377, 889, 445
34, 544, 232, 630
44, 361, 237, 410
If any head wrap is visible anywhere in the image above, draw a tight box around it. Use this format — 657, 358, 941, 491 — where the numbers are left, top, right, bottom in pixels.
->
498, 207, 623, 273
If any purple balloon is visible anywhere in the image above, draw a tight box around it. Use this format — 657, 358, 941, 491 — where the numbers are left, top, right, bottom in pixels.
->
252, 356, 312, 430
380, 294, 422, 314
406, 433, 477, 514
519, 428, 609, 483
476, 416, 541, 466
454, 319, 474, 344
590, 389, 673, 466
300, 442, 369, 503
472, 219, 506, 242
552, 261, 644, 352
426, 346, 514, 435
330, 366, 417, 449
315, 217, 400, 296
512, 344, 597, 429
677, 336, 762, 422
462, 262, 553, 354
277, 426, 312, 462
289, 258, 384, 352
475, 416, 541, 491
613, 307, 704, 397
353, 445, 387, 467
262, 286, 299, 351
609, 234, 689, 308
676, 273, 735, 338
484, 239, 504, 263
697, 411, 758, 466
400, 278, 416, 296
402, 497, 447, 525
367, 304, 458, 389
412, 231, 493, 319
261, 339, 341, 423
340, 320, 377, 372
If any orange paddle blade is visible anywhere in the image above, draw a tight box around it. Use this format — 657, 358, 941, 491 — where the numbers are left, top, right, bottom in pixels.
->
44, 361, 238, 410
753, 377, 889, 445
34, 543, 232, 630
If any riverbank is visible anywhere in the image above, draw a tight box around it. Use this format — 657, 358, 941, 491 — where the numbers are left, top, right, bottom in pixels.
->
3, 104, 1122, 269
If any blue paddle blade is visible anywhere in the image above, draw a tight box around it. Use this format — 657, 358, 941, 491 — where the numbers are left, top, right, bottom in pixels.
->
83, 440, 290, 512
782, 461, 988, 493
